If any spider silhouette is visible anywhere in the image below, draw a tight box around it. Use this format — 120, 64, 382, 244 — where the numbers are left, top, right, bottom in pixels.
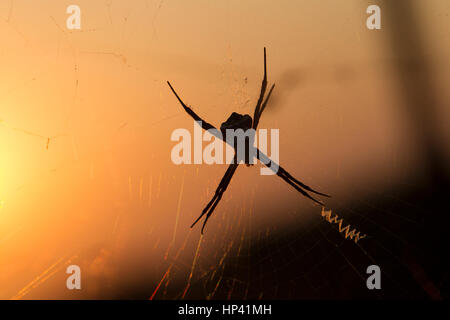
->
167, 48, 330, 233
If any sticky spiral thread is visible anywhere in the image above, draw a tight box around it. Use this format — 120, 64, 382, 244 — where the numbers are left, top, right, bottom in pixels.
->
321, 207, 367, 243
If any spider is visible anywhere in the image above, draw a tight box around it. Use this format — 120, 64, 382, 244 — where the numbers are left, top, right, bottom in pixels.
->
167, 48, 330, 234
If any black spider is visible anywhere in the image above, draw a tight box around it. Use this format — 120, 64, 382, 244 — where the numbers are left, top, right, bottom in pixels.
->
167, 48, 330, 233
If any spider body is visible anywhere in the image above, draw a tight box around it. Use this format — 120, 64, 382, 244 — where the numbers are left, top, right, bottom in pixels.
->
220, 112, 254, 165
220, 112, 253, 133
167, 48, 330, 233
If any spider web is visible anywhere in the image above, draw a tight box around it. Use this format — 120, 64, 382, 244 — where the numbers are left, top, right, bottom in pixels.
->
143, 170, 447, 300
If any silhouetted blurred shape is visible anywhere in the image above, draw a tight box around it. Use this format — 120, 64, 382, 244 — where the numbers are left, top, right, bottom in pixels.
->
383, 0, 449, 185
382, 0, 449, 298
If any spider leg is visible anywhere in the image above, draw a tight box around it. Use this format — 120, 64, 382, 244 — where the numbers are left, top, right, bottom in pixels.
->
191, 192, 220, 228
201, 193, 223, 234
201, 164, 238, 234
190, 168, 230, 228
167, 81, 219, 133
277, 166, 330, 198
253, 83, 275, 129
256, 149, 329, 204
191, 163, 239, 233
277, 169, 324, 206
252, 48, 268, 129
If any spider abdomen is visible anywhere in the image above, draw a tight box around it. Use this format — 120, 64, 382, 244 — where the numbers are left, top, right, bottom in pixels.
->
220, 112, 255, 164
220, 112, 253, 132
